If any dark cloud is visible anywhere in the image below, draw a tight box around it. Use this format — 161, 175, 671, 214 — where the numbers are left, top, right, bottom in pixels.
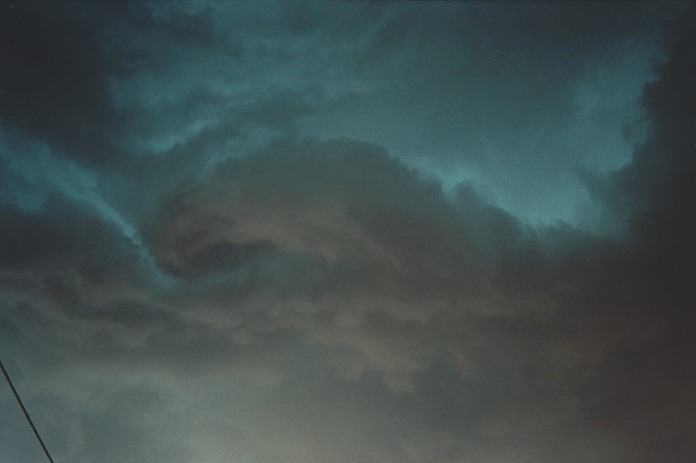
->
0, 2, 125, 163
0, 200, 134, 276
576, 10, 696, 460
1, 3, 694, 463
0, 1, 243, 166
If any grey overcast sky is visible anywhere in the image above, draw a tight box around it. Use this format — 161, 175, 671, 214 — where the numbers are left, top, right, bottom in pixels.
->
1, 2, 695, 462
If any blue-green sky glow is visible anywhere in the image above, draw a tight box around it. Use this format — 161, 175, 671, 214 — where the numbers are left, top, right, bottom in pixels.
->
1, 2, 694, 462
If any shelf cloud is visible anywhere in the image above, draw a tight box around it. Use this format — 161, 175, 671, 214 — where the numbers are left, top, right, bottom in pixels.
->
1, 2, 693, 462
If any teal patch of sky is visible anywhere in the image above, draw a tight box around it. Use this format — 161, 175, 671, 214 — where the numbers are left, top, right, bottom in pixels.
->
300, 36, 658, 231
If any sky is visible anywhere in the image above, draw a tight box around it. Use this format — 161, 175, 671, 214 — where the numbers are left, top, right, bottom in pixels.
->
0, 1, 694, 462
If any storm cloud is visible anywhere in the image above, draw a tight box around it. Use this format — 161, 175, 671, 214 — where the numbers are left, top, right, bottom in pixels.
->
1, 2, 694, 463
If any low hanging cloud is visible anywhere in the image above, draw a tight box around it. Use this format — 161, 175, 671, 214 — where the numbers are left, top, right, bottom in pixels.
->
1, 3, 694, 463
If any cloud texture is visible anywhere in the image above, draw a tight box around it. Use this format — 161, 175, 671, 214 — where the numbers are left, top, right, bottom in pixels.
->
0, 2, 694, 462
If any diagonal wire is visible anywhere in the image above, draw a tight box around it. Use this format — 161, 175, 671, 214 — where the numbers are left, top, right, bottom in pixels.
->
0, 359, 55, 463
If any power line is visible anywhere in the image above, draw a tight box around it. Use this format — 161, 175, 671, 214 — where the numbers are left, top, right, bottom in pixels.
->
0, 359, 55, 463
